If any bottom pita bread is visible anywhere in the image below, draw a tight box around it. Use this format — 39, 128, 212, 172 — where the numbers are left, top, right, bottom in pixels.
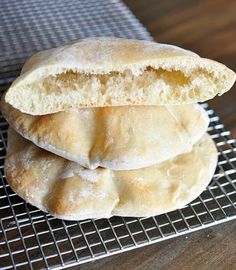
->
5, 129, 217, 220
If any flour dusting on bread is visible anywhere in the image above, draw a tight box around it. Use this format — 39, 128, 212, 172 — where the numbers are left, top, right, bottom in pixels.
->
61, 162, 100, 182
4, 38, 235, 115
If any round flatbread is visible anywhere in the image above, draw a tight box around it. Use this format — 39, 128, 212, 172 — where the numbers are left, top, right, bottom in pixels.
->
5, 129, 218, 220
1, 99, 209, 170
4, 38, 235, 115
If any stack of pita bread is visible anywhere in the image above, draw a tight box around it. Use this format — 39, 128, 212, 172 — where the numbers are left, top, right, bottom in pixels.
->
1, 38, 235, 220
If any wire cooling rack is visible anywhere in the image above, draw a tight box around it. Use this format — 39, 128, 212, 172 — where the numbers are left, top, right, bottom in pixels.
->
0, 0, 236, 269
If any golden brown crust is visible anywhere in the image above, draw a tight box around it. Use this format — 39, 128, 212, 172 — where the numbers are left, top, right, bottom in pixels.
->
1, 97, 209, 170
5, 129, 218, 220
4, 38, 235, 115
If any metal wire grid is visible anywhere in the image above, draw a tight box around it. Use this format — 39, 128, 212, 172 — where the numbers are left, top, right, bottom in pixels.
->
0, 105, 236, 270
0, 0, 236, 269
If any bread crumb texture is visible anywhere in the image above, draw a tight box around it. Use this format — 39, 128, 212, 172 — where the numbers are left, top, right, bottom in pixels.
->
4, 38, 235, 115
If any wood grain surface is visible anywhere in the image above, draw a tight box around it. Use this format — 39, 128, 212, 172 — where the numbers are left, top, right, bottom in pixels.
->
73, 1, 236, 269
125, 0, 236, 138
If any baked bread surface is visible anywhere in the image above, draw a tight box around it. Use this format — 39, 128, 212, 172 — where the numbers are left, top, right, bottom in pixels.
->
5, 129, 217, 220
1, 98, 209, 170
4, 37, 235, 115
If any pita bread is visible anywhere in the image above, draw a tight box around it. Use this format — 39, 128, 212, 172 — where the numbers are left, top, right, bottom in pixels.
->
5, 129, 217, 220
1, 99, 209, 170
4, 37, 235, 115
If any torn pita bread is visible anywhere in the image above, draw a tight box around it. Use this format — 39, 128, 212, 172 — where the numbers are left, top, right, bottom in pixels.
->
4, 38, 235, 115
1, 99, 209, 170
5, 129, 217, 220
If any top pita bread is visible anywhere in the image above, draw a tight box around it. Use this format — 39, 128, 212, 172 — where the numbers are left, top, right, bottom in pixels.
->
4, 37, 235, 115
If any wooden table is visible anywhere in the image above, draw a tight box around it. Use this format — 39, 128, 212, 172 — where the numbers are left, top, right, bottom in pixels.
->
125, 0, 236, 138
76, 1, 236, 269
